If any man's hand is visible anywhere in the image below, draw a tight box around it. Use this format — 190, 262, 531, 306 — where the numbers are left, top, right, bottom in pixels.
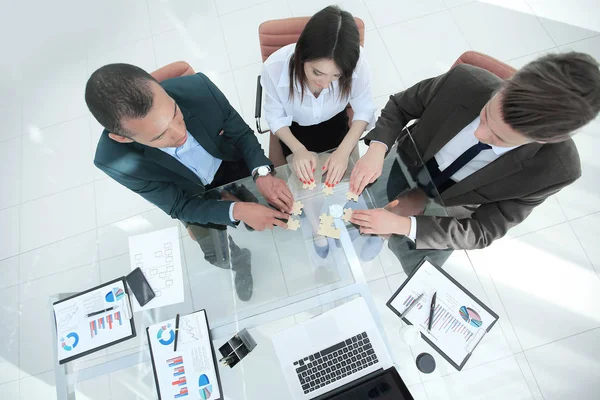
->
350, 208, 411, 235
255, 174, 294, 213
323, 149, 349, 187
385, 188, 428, 217
292, 146, 317, 184
233, 202, 289, 231
349, 142, 386, 195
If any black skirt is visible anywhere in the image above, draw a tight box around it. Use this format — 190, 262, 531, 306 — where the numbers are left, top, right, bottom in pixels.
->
280, 110, 349, 158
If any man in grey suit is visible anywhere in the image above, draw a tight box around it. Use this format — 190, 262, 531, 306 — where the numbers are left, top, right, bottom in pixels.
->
348, 52, 600, 271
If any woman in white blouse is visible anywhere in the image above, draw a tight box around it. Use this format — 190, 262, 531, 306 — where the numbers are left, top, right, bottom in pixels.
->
261, 5, 377, 188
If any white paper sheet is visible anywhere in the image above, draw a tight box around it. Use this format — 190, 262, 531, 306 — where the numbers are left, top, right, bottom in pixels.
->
148, 311, 221, 400
54, 280, 134, 362
128, 227, 184, 311
389, 261, 497, 367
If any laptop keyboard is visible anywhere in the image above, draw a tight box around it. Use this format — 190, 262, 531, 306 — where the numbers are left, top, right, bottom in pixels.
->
293, 331, 379, 395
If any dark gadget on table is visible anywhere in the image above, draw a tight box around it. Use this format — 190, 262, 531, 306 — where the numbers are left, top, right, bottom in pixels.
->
125, 267, 155, 307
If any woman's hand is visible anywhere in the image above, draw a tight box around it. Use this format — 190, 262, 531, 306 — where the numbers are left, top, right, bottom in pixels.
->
292, 146, 317, 184
323, 149, 350, 187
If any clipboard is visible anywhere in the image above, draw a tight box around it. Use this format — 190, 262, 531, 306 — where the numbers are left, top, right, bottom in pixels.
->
53, 277, 136, 364
146, 309, 223, 400
386, 258, 499, 371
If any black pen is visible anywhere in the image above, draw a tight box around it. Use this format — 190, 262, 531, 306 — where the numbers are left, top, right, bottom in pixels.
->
173, 314, 180, 352
427, 292, 437, 333
87, 307, 114, 318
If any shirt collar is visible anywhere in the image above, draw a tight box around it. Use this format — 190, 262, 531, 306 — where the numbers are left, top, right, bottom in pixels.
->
470, 117, 520, 155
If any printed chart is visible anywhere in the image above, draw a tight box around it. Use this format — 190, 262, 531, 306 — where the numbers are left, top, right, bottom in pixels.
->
148, 311, 221, 400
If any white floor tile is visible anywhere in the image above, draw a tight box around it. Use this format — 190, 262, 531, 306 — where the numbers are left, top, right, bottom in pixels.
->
0, 285, 19, 384
408, 383, 429, 400
555, 133, 600, 219
89, 117, 109, 181
570, 212, 600, 276
478, 223, 600, 350
19, 230, 97, 283
216, 0, 271, 16
288, 0, 376, 31
443, 0, 474, 8
20, 184, 96, 252
232, 62, 263, 124
560, 34, 600, 62
152, 22, 232, 76
380, 11, 471, 87
74, 374, 111, 400
109, 360, 157, 400
21, 56, 89, 130
450, 1, 555, 62
18, 371, 56, 400
0, 76, 22, 143
506, 48, 559, 70
21, 116, 94, 202
422, 356, 532, 399
364, 29, 405, 98
503, 195, 567, 239
147, 0, 219, 35
0, 257, 19, 290
97, 208, 180, 261
514, 352, 545, 400
0, 206, 20, 260
0, 380, 19, 398
0, 136, 21, 209
527, 0, 600, 46
94, 178, 156, 227
87, 37, 157, 76
220, 0, 292, 69
19, 263, 99, 377
365, 0, 447, 29
525, 328, 600, 400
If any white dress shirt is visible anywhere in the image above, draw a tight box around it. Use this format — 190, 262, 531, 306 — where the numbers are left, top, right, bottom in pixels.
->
407, 116, 519, 240
260, 44, 377, 134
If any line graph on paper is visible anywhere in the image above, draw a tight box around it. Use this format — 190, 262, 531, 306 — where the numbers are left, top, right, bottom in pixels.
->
56, 306, 80, 330
178, 316, 205, 345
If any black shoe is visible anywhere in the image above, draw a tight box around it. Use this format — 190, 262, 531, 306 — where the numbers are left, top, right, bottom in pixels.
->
229, 235, 253, 301
234, 249, 253, 301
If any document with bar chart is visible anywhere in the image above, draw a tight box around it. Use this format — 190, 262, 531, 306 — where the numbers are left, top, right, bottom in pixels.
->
387, 258, 498, 370
53, 277, 136, 364
147, 310, 222, 400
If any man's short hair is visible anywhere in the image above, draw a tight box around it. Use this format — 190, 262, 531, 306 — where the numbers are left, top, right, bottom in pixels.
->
85, 63, 158, 137
501, 52, 600, 142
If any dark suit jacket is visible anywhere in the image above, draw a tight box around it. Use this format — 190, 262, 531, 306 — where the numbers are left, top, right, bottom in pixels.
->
364, 64, 581, 250
94, 73, 271, 226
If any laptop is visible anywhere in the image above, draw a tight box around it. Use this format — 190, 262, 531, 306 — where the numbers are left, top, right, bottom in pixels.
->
272, 297, 414, 400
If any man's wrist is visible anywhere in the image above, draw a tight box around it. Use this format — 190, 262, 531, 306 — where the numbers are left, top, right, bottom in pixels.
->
395, 215, 411, 236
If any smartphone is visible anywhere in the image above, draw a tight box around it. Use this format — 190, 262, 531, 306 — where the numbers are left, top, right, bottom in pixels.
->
125, 267, 156, 307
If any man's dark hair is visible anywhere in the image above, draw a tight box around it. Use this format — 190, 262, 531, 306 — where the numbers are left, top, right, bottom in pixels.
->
289, 5, 360, 102
85, 63, 158, 137
501, 52, 600, 142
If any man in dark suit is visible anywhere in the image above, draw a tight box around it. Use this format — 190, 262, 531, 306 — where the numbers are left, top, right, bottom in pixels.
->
347, 52, 600, 270
86, 63, 294, 301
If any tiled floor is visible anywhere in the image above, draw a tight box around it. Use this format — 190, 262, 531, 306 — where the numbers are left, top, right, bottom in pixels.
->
0, 0, 599, 398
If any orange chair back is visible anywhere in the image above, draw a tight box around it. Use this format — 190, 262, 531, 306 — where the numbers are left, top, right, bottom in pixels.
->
258, 17, 365, 62
451, 51, 516, 80
151, 61, 195, 82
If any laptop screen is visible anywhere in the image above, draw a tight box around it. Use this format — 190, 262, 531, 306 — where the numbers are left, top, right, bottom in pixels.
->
319, 368, 414, 400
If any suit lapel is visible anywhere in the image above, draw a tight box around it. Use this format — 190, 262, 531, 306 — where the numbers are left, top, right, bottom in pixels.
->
422, 105, 478, 161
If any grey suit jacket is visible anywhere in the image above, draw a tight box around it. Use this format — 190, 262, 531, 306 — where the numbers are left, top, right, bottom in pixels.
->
364, 64, 581, 250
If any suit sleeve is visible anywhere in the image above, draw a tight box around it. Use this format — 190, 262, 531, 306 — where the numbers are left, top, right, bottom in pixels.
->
364, 68, 455, 149
96, 162, 236, 226
200, 74, 272, 170
413, 182, 574, 250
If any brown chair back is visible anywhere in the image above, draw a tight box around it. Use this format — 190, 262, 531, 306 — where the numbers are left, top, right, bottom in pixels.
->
151, 61, 195, 82
259, 17, 365, 62
451, 51, 516, 79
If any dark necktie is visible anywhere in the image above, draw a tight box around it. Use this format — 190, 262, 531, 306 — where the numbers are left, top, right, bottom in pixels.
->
432, 141, 492, 187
